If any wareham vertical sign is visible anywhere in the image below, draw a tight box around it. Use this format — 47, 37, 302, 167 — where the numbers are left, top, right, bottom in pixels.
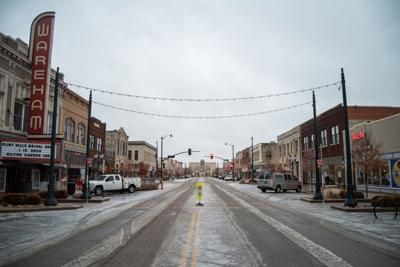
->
28, 12, 55, 135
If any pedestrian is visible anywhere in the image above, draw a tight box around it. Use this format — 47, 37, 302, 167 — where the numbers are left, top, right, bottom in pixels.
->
160, 178, 164, 190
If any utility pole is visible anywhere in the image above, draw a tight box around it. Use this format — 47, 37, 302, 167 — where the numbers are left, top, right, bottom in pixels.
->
312, 90, 323, 200
251, 137, 254, 181
155, 140, 158, 177
342, 68, 357, 207
232, 145, 235, 179
45, 67, 59, 206
84, 90, 92, 203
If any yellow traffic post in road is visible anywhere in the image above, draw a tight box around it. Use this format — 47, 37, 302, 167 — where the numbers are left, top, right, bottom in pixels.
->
196, 181, 204, 206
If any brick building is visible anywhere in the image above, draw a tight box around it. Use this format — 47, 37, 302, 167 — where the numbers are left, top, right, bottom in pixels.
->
88, 117, 106, 177
301, 104, 400, 185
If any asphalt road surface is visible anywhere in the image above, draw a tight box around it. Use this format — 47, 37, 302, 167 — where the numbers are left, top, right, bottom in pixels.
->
7, 178, 400, 267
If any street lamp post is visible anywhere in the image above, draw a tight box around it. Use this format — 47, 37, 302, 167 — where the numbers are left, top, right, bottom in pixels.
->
312, 90, 323, 200
225, 142, 235, 179
160, 134, 173, 180
341, 68, 357, 207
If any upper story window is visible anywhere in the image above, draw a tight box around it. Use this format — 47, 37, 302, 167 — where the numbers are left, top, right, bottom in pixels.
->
77, 123, 86, 145
89, 135, 94, 149
96, 137, 102, 151
302, 136, 308, 151
331, 125, 339, 145
310, 134, 314, 149
134, 150, 139, 161
128, 150, 132, 160
120, 140, 126, 156
320, 129, 328, 147
65, 118, 75, 142
13, 101, 27, 131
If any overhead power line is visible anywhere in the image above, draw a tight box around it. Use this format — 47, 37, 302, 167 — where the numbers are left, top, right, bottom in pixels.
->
67, 81, 341, 102
92, 100, 312, 119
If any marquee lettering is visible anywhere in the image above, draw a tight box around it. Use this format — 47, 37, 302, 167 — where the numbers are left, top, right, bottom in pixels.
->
27, 12, 55, 135
37, 24, 49, 37
30, 116, 42, 130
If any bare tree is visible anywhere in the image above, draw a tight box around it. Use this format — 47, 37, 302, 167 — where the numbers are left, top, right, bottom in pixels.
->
351, 132, 384, 198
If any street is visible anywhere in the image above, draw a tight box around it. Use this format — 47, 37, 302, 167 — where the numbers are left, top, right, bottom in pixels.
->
4, 178, 400, 267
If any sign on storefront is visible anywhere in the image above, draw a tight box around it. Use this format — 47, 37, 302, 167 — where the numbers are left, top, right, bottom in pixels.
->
390, 159, 400, 188
0, 141, 53, 159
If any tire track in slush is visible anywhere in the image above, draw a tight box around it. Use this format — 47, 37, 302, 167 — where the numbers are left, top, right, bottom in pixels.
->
212, 180, 352, 267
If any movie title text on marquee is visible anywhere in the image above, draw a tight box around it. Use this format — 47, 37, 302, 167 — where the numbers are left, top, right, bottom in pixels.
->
28, 12, 55, 135
0, 142, 55, 159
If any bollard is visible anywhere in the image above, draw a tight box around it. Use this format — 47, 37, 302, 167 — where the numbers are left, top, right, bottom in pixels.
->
196, 181, 204, 206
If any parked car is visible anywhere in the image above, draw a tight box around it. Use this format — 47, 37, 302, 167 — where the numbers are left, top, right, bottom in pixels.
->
224, 175, 234, 181
89, 174, 141, 196
257, 171, 302, 193
218, 176, 224, 180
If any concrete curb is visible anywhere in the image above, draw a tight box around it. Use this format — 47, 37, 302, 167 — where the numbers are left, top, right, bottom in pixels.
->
57, 197, 111, 203
330, 205, 395, 213
300, 197, 371, 203
0, 204, 83, 213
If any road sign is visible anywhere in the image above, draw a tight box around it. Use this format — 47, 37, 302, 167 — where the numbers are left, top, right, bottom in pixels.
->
87, 157, 93, 167
317, 159, 324, 167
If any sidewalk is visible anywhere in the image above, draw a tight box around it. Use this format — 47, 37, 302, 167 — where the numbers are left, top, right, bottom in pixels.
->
228, 182, 400, 246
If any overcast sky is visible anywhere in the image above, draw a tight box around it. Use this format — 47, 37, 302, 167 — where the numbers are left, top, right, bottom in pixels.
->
1, 0, 399, 164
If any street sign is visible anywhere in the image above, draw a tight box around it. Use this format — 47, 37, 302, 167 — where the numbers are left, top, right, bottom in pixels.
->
317, 159, 324, 167
87, 157, 93, 167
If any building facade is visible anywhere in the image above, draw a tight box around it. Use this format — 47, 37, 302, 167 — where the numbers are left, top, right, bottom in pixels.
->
349, 113, 400, 189
0, 31, 65, 193
301, 104, 400, 186
88, 117, 106, 177
189, 160, 216, 177
277, 126, 302, 181
60, 88, 88, 182
252, 142, 278, 174
105, 127, 129, 175
127, 141, 157, 177
235, 147, 250, 178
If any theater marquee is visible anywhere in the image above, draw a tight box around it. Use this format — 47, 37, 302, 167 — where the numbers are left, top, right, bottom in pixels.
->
28, 12, 55, 135
0, 141, 53, 159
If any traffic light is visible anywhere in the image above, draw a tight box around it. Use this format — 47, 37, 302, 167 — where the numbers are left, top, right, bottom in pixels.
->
188, 148, 192, 155
210, 153, 213, 159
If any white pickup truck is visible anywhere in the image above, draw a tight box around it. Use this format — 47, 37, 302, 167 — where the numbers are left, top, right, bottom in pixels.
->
89, 174, 141, 196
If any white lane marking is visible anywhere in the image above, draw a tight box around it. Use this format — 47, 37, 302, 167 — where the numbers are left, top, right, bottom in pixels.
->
215, 184, 352, 267
62, 228, 124, 267
63, 182, 194, 267
131, 219, 135, 235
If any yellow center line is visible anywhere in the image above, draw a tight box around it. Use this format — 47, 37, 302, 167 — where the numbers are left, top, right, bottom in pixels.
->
191, 211, 202, 267
180, 211, 197, 267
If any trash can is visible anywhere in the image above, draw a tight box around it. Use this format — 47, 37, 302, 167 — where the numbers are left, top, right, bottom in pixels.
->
67, 180, 76, 196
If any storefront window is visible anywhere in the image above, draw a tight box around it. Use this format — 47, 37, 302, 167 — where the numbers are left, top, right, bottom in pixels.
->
31, 169, 40, 189
0, 168, 6, 192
